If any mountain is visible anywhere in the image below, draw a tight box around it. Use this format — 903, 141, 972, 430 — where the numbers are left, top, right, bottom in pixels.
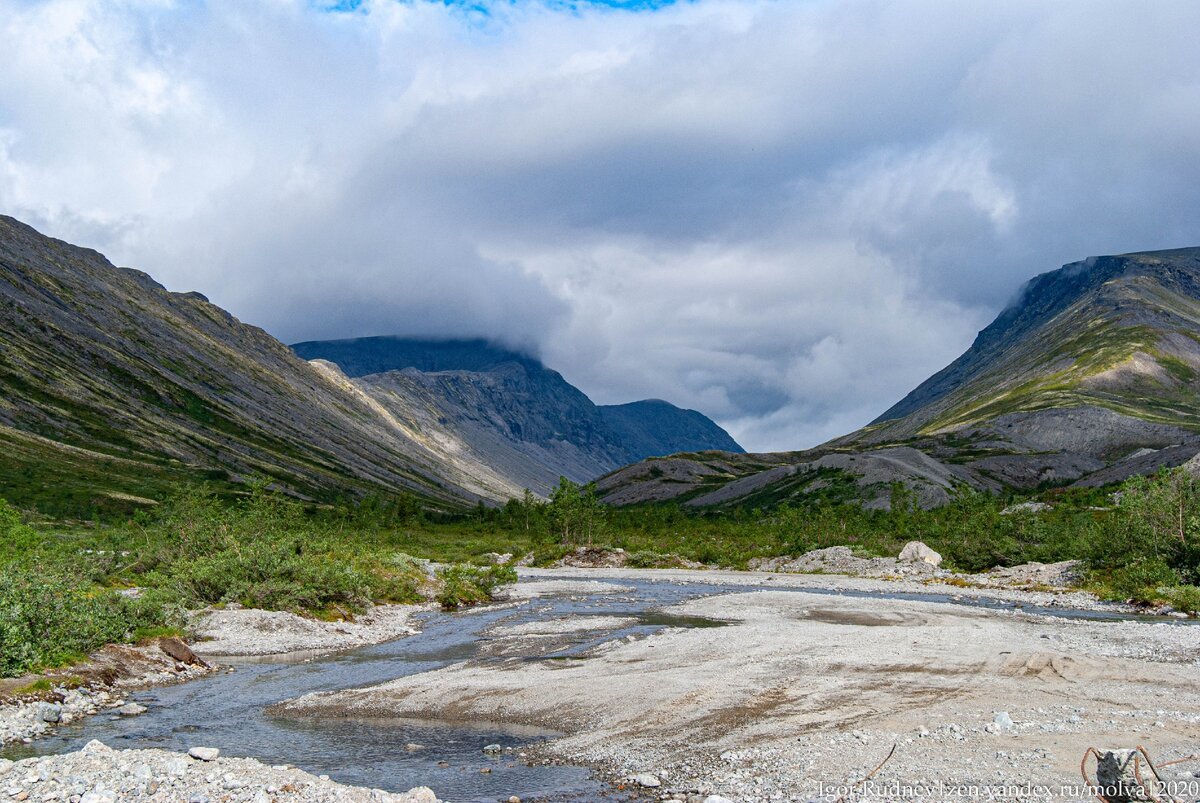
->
0, 216, 739, 513
599, 248, 1200, 509
291, 336, 743, 493
0, 215, 533, 514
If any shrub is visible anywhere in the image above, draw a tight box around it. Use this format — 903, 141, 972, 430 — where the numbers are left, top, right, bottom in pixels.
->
1165, 585, 1200, 614
167, 539, 374, 614
0, 567, 175, 677
435, 564, 517, 610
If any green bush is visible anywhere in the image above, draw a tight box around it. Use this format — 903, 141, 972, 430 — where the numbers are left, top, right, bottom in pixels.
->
435, 564, 517, 610
1165, 585, 1200, 614
0, 567, 175, 677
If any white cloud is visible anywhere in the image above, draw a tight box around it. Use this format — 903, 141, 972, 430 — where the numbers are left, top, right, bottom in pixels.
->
1, 0, 1198, 450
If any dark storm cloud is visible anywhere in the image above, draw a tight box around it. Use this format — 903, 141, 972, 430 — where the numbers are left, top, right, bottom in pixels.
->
1, 0, 1198, 450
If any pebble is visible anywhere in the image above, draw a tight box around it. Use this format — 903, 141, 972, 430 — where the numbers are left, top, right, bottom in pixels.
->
187, 747, 220, 762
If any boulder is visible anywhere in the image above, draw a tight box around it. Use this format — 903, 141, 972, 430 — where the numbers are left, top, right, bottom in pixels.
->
1000, 501, 1053, 515
118, 703, 148, 716
159, 637, 208, 667
899, 541, 942, 567
633, 774, 661, 788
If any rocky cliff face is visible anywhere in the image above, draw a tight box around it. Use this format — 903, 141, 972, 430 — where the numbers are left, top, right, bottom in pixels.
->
292, 337, 743, 493
599, 248, 1200, 509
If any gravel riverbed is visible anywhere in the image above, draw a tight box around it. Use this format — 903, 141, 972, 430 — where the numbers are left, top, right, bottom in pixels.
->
0, 739, 440, 802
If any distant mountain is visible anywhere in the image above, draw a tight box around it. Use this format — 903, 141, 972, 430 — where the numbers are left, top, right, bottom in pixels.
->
291, 336, 744, 493
599, 248, 1200, 509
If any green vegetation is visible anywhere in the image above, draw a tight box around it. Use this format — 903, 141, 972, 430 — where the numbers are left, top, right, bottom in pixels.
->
0, 483, 516, 678
4, 467, 1199, 678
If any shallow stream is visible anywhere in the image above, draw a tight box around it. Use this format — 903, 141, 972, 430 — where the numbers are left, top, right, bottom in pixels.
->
4, 575, 1194, 801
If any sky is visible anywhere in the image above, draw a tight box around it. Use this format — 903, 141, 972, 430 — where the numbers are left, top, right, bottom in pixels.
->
1, 0, 1198, 452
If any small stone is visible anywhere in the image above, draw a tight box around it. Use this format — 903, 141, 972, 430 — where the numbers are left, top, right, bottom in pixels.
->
79, 791, 116, 803
36, 702, 63, 723
704, 797, 735, 803
404, 743, 424, 752
117, 704, 147, 717
0, 760, 12, 776
992, 712, 1015, 732
81, 741, 111, 755
187, 747, 220, 762
482, 744, 502, 755
634, 773, 661, 788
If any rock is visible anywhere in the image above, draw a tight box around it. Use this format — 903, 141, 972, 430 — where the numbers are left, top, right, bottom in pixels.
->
1000, 501, 1053, 515
118, 703, 148, 716
899, 541, 942, 567
404, 743, 424, 751
82, 740, 111, 755
634, 773, 661, 788
187, 747, 220, 762
482, 744, 502, 755
159, 637, 208, 667
80, 791, 116, 803
1096, 749, 1162, 802
704, 797, 736, 803
35, 702, 62, 723
0, 759, 11, 776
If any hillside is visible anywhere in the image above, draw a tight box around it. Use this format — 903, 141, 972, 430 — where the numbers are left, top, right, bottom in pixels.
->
0, 217, 740, 513
0, 218, 528, 513
598, 248, 1200, 510
292, 337, 743, 493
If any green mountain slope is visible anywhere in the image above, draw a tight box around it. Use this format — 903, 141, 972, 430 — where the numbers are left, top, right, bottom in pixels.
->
599, 248, 1200, 510
0, 216, 518, 512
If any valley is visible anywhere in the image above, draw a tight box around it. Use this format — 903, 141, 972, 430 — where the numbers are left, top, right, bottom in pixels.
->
4, 218, 1200, 803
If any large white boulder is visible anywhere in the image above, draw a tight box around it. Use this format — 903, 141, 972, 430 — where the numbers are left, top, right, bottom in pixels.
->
898, 541, 942, 567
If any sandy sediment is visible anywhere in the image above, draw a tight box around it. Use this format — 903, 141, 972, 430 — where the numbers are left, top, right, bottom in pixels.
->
278, 572, 1200, 802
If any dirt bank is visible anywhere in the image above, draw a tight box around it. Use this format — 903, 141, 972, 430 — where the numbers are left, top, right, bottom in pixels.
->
278, 571, 1200, 802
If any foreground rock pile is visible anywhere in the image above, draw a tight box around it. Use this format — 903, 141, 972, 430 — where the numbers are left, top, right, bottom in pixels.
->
0, 740, 440, 802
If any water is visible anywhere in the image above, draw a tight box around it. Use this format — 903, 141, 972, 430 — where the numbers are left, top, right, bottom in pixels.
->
4, 575, 1192, 801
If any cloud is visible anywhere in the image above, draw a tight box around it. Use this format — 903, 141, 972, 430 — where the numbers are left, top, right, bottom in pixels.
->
1, 0, 1198, 451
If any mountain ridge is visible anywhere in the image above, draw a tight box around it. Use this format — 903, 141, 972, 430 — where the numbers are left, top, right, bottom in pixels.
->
0, 216, 740, 512
599, 247, 1200, 510
292, 336, 743, 493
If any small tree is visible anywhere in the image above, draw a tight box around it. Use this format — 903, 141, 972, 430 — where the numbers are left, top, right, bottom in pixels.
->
1110, 468, 1200, 583
546, 477, 606, 546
